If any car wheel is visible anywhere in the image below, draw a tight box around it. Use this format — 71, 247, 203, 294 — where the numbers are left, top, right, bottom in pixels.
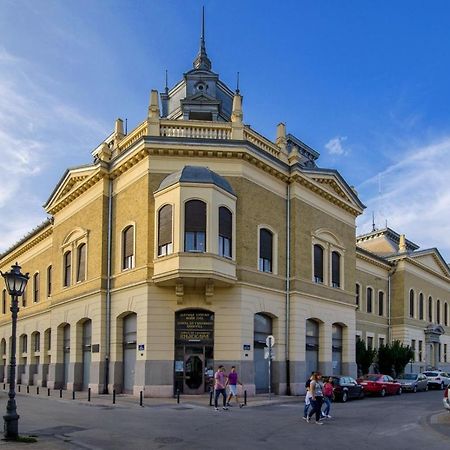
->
342, 391, 348, 403
413, 386, 417, 393
380, 388, 386, 397
397, 387, 402, 395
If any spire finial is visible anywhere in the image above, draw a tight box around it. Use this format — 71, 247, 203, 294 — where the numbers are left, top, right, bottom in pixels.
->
193, 7, 212, 70
236, 71, 240, 94
165, 69, 169, 93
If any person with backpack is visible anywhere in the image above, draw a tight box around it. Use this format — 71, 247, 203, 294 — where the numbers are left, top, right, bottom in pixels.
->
322, 377, 334, 419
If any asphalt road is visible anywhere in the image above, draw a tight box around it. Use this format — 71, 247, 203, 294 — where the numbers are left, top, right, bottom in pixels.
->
2, 389, 449, 449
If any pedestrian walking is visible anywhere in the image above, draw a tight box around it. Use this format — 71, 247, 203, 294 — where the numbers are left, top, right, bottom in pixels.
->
226, 366, 244, 408
303, 372, 315, 420
322, 377, 334, 419
214, 365, 228, 411
306, 372, 324, 425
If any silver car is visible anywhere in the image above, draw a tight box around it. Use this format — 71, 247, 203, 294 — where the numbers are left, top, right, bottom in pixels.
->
396, 373, 428, 392
423, 371, 450, 390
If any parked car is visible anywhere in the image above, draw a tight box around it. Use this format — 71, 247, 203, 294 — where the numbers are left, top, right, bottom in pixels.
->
325, 375, 364, 402
357, 374, 402, 396
443, 386, 450, 411
396, 373, 428, 392
423, 371, 450, 390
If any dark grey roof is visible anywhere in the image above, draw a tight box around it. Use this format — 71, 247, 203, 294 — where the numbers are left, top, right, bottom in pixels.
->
156, 166, 235, 195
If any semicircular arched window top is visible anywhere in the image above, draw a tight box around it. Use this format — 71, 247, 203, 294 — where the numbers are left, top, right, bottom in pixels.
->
158, 204, 173, 257
185, 200, 206, 252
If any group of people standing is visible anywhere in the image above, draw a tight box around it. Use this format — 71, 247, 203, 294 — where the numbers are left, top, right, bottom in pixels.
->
303, 372, 334, 425
213, 365, 245, 411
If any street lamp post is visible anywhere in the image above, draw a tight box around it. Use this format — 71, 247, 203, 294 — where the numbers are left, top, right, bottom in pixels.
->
0, 263, 29, 440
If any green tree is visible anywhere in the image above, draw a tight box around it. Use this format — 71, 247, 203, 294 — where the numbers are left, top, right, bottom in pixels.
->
376, 340, 414, 377
356, 339, 377, 375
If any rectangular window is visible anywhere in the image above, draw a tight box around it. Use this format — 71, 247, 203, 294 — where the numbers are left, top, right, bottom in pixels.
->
418, 340, 423, 362
367, 336, 373, 350
259, 229, 273, 273
2, 290, 5, 314
378, 291, 384, 316
22, 288, 26, 307
47, 266, 52, 297
218, 236, 231, 258
64, 251, 72, 287
355, 284, 360, 308
22, 335, 27, 353
379, 337, 384, 348
47, 330, 51, 351
411, 339, 416, 361
34, 334, 40, 352
367, 288, 373, 313
77, 244, 86, 282
185, 231, 206, 252
33, 273, 39, 303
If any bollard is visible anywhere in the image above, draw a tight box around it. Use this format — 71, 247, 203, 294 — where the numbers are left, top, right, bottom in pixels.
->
113, 389, 116, 404
209, 389, 213, 406
176, 388, 180, 404
139, 391, 143, 407
37, 386, 39, 395
244, 390, 247, 406
27, 386, 29, 394
59, 388, 62, 398
48, 388, 50, 396
72, 391, 75, 400
88, 388, 91, 402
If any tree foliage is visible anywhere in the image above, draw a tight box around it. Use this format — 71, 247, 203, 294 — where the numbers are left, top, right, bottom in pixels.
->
356, 339, 377, 375
377, 340, 414, 377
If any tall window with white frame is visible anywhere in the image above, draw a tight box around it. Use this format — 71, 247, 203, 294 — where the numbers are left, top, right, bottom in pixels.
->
33, 272, 39, 303
158, 204, 173, 256
409, 289, 415, 318
258, 228, 273, 273
419, 293, 424, 320
122, 226, 135, 270
63, 251, 72, 287
428, 296, 433, 322
77, 243, 86, 282
218, 206, 232, 258
378, 291, 384, 316
313, 244, 324, 283
331, 251, 340, 288
366, 287, 373, 313
185, 200, 206, 252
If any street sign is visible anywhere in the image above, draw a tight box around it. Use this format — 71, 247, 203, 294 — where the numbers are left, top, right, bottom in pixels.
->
264, 348, 275, 360
266, 335, 275, 347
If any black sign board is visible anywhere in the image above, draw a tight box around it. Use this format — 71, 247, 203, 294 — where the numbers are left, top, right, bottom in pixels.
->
175, 310, 214, 344
243, 344, 251, 351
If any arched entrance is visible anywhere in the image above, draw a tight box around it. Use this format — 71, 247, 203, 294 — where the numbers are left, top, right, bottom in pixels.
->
174, 309, 214, 394
306, 319, 319, 376
254, 313, 273, 393
63, 325, 70, 388
82, 320, 92, 390
123, 313, 137, 394
332, 324, 343, 375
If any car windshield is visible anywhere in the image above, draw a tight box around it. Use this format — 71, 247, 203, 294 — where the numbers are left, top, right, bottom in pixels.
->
398, 374, 417, 380
423, 372, 438, 377
362, 375, 380, 381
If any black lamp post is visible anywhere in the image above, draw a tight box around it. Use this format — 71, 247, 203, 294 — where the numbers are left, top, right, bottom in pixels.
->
0, 263, 29, 440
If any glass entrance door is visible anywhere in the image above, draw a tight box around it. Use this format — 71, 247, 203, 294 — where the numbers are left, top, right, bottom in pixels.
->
183, 347, 204, 394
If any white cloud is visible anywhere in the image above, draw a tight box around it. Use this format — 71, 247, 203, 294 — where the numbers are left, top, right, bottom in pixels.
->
357, 136, 450, 261
325, 136, 349, 156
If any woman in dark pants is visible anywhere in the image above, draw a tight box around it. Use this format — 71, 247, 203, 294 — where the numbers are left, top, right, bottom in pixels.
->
307, 372, 324, 425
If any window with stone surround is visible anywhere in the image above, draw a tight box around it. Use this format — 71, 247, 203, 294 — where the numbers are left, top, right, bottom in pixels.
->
158, 204, 173, 257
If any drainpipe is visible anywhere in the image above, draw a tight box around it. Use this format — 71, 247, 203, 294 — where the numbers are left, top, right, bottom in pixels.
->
285, 183, 291, 395
104, 177, 113, 394
387, 261, 398, 344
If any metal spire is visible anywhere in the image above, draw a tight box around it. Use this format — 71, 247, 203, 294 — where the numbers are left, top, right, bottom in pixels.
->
193, 7, 212, 70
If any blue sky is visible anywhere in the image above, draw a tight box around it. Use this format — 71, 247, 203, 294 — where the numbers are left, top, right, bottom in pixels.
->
1, 0, 450, 260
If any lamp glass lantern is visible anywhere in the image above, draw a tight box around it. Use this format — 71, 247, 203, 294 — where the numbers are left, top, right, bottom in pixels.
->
1, 263, 29, 297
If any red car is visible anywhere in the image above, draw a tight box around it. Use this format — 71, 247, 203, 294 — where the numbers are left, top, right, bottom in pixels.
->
357, 374, 402, 397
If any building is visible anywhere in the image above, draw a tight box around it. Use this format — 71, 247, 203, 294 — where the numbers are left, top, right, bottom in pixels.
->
0, 23, 448, 398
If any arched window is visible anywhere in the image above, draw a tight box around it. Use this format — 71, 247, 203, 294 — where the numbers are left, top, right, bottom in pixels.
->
355, 284, 360, 308
378, 291, 384, 316
2, 289, 6, 314
77, 243, 86, 282
158, 204, 173, 256
63, 251, 72, 287
428, 296, 433, 322
437, 300, 441, 324
313, 245, 324, 283
259, 228, 273, 273
445, 303, 448, 327
33, 332, 40, 352
47, 265, 52, 297
419, 293, 424, 320
33, 272, 40, 303
185, 200, 206, 252
409, 290, 415, 318
367, 288, 373, 313
21, 334, 28, 353
331, 251, 341, 288
218, 207, 232, 258
122, 226, 135, 269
